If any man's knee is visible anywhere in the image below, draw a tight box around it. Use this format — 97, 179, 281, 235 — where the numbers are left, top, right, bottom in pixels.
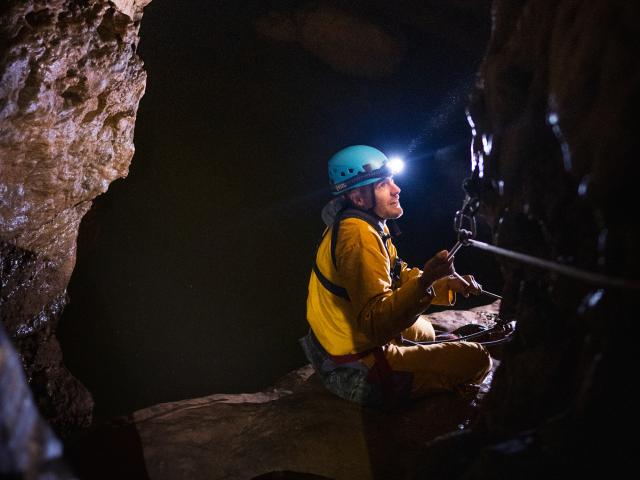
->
402, 318, 436, 342
466, 342, 492, 382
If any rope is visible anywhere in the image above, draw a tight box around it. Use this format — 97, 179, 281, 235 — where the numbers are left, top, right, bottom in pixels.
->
466, 239, 640, 290
401, 326, 515, 347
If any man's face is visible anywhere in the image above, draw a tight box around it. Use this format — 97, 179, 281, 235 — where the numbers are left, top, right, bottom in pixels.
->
373, 177, 403, 220
346, 177, 403, 219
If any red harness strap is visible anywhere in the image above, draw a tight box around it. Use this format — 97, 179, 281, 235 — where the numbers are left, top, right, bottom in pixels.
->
326, 347, 379, 364
367, 346, 397, 405
372, 346, 394, 380
310, 330, 407, 407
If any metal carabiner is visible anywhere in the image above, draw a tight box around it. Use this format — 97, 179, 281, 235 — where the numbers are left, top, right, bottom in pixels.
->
449, 195, 479, 260
453, 195, 479, 237
448, 229, 474, 259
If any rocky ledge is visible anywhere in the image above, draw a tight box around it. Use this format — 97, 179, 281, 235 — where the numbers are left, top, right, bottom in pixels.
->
66, 302, 500, 480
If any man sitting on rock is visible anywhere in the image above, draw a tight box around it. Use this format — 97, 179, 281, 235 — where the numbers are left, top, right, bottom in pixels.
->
300, 145, 492, 407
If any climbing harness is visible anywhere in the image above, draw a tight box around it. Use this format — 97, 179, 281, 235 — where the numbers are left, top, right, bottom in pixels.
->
312, 203, 513, 349
299, 328, 412, 408
307, 207, 407, 405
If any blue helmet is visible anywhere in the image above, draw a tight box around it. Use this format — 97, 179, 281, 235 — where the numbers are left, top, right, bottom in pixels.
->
328, 145, 391, 195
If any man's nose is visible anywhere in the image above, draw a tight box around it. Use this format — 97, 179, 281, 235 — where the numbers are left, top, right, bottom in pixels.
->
390, 179, 401, 195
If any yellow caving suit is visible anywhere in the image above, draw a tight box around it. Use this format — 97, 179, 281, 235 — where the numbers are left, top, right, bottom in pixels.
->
305, 212, 491, 405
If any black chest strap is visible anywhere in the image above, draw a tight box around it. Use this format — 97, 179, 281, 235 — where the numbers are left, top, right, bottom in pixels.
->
313, 208, 401, 301
330, 208, 388, 269
312, 263, 350, 301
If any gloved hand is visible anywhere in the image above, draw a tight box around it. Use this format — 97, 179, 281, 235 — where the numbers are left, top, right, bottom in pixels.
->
420, 250, 454, 289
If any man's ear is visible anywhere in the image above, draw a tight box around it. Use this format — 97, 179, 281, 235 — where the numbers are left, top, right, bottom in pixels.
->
346, 189, 367, 208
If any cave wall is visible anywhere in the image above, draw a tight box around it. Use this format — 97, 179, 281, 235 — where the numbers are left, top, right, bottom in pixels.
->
421, 1, 638, 477
2, 0, 636, 473
0, 0, 150, 435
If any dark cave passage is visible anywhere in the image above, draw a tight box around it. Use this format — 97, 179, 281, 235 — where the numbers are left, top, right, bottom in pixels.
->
56, 0, 496, 418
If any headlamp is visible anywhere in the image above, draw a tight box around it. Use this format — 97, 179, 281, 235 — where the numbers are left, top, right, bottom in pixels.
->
331, 156, 406, 194
387, 156, 405, 174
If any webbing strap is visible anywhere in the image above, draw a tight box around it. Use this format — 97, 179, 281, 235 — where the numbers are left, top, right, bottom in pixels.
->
314, 208, 399, 301
370, 346, 401, 407
330, 208, 386, 269
312, 263, 350, 301
372, 347, 393, 379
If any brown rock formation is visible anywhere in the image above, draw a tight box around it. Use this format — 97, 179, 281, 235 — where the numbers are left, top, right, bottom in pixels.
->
0, 0, 150, 435
418, 0, 639, 477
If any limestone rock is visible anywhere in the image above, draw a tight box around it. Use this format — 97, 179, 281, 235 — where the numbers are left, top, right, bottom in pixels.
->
111, 0, 151, 22
0, 0, 149, 435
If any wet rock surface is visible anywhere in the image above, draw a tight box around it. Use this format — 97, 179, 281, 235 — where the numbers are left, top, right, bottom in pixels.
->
0, 0, 149, 435
417, 0, 640, 477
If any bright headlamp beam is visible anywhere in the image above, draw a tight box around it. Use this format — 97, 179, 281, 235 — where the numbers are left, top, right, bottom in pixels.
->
387, 157, 405, 174
331, 156, 406, 193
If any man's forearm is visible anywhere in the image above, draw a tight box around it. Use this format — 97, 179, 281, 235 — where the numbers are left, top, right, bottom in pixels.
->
355, 275, 436, 345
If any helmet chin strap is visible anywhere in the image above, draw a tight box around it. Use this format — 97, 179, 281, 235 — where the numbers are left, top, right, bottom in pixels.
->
365, 183, 382, 220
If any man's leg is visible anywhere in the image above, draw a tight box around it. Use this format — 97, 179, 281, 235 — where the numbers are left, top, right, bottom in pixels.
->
384, 341, 492, 398
401, 317, 436, 342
